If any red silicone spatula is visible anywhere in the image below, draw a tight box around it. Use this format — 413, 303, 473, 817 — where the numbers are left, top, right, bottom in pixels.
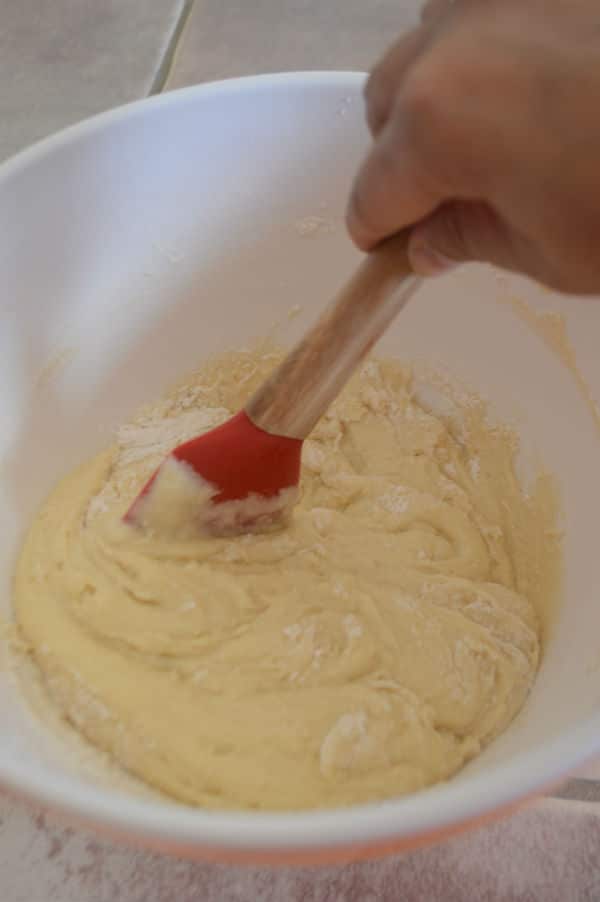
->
126, 232, 420, 535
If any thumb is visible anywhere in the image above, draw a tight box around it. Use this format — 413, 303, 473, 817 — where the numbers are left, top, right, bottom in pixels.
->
407, 201, 519, 277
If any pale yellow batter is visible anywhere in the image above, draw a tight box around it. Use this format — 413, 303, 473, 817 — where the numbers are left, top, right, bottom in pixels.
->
14, 349, 560, 810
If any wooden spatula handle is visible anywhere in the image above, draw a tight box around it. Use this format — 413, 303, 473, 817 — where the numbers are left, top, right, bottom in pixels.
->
245, 232, 420, 440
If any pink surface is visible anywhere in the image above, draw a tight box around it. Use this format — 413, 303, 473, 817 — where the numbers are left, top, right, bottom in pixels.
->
1, 793, 600, 901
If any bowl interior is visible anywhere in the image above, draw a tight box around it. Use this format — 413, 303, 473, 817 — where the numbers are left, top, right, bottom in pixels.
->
1, 73, 599, 854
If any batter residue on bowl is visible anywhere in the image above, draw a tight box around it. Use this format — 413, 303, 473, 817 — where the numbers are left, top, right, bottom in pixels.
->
13, 349, 560, 810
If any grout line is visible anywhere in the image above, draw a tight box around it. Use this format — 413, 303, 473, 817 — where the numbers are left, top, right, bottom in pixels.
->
147, 0, 195, 96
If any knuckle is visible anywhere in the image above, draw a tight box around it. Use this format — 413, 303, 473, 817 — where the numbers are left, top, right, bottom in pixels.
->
365, 104, 383, 137
349, 179, 378, 235
364, 63, 386, 109
373, 130, 404, 182
365, 94, 387, 137
400, 60, 450, 138
364, 66, 389, 130
349, 157, 398, 242
398, 53, 486, 193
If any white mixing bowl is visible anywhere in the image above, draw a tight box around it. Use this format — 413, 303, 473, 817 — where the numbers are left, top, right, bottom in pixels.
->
1, 72, 600, 864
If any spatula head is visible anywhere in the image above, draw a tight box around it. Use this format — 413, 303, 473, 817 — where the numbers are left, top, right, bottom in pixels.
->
125, 411, 303, 536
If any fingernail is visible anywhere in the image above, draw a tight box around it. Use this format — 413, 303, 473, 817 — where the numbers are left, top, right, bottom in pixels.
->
408, 241, 458, 277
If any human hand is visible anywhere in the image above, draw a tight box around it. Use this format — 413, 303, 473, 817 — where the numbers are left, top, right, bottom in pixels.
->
347, 0, 600, 294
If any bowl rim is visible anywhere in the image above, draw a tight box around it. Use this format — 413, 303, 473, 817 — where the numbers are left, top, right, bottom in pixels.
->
2, 69, 600, 855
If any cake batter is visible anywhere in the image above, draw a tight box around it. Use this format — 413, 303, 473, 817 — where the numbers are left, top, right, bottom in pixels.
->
14, 349, 559, 810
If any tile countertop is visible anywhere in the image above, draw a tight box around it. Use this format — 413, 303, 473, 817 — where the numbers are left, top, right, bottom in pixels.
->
1, 2, 599, 900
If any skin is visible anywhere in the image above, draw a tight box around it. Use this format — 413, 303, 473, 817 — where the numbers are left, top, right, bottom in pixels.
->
347, 0, 600, 294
